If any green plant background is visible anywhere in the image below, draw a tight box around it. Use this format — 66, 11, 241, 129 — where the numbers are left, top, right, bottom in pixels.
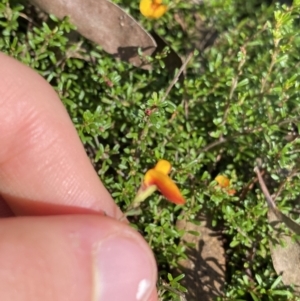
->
1, 0, 300, 299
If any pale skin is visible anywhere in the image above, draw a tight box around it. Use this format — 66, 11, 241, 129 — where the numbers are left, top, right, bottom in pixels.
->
0, 52, 158, 301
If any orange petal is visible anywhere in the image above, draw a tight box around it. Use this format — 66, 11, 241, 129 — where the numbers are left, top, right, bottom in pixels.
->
154, 159, 171, 175
227, 189, 236, 196
139, 0, 153, 18
151, 4, 167, 19
215, 175, 230, 188
215, 175, 236, 195
144, 169, 185, 205
139, 0, 167, 19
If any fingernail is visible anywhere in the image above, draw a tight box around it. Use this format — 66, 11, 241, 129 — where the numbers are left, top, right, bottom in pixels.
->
92, 234, 156, 301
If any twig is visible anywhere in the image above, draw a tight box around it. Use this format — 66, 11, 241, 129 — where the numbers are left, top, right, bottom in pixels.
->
188, 136, 227, 166
159, 280, 187, 301
253, 166, 277, 211
239, 169, 265, 202
273, 168, 300, 201
161, 51, 194, 102
190, 116, 300, 166
134, 51, 194, 159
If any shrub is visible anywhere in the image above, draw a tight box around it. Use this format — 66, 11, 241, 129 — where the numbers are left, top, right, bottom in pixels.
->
1, 0, 300, 299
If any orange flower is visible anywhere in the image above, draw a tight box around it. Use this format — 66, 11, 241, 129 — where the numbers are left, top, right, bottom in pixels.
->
215, 175, 236, 196
153, 159, 172, 174
133, 159, 186, 206
139, 0, 168, 19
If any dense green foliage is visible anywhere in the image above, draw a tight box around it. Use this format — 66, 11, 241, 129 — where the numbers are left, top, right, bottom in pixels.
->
1, 0, 300, 299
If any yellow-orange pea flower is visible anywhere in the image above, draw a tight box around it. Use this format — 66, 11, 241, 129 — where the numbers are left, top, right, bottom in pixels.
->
139, 0, 168, 19
133, 159, 186, 206
215, 175, 236, 196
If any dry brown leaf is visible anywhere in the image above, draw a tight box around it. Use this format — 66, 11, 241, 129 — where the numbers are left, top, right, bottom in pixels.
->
268, 209, 300, 294
255, 167, 300, 294
176, 212, 225, 301
28, 0, 156, 68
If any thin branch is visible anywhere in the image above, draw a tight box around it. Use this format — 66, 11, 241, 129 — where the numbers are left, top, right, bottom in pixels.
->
134, 51, 194, 159
161, 51, 194, 102
239, 170, 265, 202
253, 166, 277, 211
273, 168, 300, 201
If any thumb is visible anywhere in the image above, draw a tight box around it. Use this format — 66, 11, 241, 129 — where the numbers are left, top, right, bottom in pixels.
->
0, 215, 157, 301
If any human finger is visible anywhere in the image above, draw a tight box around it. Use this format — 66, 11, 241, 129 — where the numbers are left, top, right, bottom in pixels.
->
0, 52, 122, 219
